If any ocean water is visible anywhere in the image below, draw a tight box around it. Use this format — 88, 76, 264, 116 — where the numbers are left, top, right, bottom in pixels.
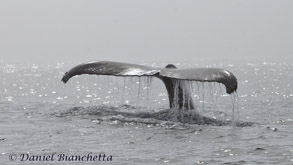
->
0, 61, 293, 165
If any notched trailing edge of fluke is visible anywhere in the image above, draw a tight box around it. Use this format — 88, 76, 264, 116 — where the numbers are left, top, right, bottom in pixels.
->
61, 61, 238, 94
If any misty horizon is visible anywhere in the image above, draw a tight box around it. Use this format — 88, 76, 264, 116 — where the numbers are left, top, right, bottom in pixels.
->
1, 0, 292, 64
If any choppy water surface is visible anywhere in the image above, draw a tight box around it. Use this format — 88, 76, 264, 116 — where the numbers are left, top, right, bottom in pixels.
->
1, 61, 293, 165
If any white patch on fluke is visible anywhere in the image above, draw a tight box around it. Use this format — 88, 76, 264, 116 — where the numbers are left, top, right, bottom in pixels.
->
119, 68, 158, 76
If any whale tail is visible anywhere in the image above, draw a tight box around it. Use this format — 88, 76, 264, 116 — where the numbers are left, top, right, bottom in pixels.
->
62, 61, 237, 109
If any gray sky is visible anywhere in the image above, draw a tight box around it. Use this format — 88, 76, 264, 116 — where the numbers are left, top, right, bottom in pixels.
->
0, 0, 292, 64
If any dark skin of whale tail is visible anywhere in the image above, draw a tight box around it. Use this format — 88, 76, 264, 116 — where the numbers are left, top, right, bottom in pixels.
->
62, 61, 237, 109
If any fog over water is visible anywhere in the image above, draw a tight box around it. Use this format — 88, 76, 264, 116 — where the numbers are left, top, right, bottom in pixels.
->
0, 0, 293, 63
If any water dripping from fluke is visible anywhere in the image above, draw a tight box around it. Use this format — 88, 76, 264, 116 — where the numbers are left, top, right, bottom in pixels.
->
61, 61, 253, 126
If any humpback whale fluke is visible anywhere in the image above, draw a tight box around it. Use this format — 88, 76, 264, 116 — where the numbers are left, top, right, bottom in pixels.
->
62, 61, 237, 109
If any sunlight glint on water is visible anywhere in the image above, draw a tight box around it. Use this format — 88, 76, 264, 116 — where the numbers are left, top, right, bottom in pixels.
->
0, 62, 293, 164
